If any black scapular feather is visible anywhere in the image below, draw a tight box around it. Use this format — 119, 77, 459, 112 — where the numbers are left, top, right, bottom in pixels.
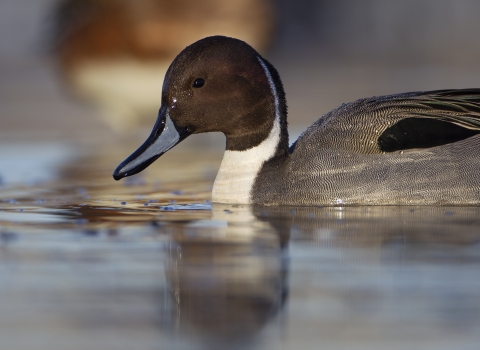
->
377, 89, 480, 152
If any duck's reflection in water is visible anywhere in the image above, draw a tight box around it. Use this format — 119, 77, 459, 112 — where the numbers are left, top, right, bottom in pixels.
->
164, 204, 289, 345
161, 204, 480, 347
255, 205, 480, 247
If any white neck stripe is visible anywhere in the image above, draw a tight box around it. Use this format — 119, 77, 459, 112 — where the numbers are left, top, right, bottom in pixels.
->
257, 56, 280, 124
211, 56, 281, 204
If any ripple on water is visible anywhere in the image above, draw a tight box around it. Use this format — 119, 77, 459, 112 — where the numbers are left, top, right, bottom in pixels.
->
1, 144, 480, 349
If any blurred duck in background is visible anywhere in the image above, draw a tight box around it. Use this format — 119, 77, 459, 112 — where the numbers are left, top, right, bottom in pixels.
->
51, 0, 275, 132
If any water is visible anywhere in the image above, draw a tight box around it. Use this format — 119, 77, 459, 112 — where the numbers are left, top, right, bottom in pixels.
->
1, 143, 480, 350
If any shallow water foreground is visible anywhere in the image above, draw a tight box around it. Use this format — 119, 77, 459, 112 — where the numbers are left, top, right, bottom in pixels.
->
1, 143, 480, 350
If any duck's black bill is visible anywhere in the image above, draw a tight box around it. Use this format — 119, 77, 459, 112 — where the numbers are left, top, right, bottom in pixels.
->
112, 106, 190, 180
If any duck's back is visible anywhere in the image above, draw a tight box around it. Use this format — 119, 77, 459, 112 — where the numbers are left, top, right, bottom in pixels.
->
253, 90, 480, 205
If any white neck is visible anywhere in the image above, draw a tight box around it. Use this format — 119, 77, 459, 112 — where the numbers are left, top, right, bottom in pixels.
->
211, 56, 281, 204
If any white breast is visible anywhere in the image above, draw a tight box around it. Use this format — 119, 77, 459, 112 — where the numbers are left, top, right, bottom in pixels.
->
211, 56, 281, 204
211, 122, 280, 203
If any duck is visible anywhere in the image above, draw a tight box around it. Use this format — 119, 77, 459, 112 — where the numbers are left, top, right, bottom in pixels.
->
113, 36, 480, 206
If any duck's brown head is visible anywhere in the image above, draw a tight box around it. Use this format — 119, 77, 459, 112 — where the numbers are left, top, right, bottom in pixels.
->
113, 35, 287, 180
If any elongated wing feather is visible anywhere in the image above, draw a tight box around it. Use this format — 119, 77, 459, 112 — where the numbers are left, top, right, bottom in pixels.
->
376, 89, 480, 152
296, 89, 480, 154
388, 89, 480, 128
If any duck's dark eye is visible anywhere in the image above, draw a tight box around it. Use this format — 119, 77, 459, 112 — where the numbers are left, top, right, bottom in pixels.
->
192, 78, 205, 88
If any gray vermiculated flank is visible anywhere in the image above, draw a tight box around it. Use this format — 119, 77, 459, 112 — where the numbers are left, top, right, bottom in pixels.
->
252, 90, 480, 205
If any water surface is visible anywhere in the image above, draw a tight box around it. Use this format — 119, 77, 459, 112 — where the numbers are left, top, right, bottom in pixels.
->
1, 143, 480, 350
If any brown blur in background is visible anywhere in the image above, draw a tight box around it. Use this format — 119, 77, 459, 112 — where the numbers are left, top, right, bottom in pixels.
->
2, 4, 480, 348
2, 0, 480, 145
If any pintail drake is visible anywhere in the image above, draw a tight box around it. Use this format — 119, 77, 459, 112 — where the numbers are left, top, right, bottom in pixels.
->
113, 36, 480, 205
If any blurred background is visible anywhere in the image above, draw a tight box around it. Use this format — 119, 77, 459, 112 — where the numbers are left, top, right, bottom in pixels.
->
2, 0, 480, 145
2, 3, 480, 349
